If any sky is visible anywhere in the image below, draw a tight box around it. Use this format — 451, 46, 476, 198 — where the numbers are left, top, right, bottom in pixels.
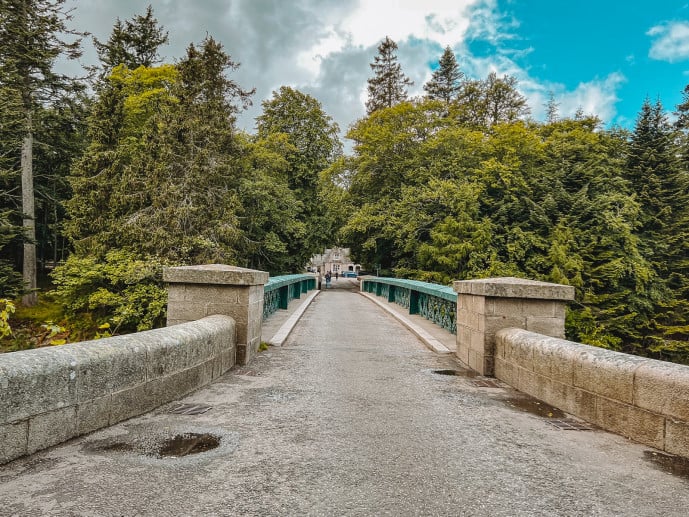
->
64, 0, 689, 139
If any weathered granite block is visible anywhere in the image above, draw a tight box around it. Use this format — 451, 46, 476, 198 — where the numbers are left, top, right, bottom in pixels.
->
74, 335, 147, 402
634, 360, 689, 422
454, 276, 575, 300
77, 395, 112, 435
665, 419, 689, 457
28, 406, 77, 454
110, 382, 162, 425
573, 347, 646, 404
0, 420, 28, 464
0, 347, 78, 423
595, 396, 665, 449
455, 279, 575, 376
163, 264, 269, 286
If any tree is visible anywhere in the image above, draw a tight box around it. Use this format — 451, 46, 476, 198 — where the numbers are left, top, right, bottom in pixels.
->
68, 36, 254, 264
483, 72, 530, 126
0, 0, 84, 306
365, 36, 413, 114
59, 36, 255, 333
423, 46, 463, 104
545, 91, 559, 123
94, 5, 168, 73
627, 98, 689, 356
256, 86, 342, 269
450, 73, 529, 128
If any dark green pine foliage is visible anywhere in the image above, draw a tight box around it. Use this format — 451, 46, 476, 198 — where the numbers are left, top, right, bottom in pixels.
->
105, 36, 253, 264
628, 98, 689, 360
93, 5, 168, 72
423, 46, 463, 104
0, 0, 85, 305
365, 36, 413, 114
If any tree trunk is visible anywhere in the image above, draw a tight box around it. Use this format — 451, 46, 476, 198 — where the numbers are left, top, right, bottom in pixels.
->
21, 128, 37, 307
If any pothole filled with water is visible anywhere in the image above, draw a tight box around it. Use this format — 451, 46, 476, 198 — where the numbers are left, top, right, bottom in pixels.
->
503, 395, 566, 419
157, 433, 220, 458
86, 432, 222, 459
432, 369, 479, 377
644, 450, 689, 480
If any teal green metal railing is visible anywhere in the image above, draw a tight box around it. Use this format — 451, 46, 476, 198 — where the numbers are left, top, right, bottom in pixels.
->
361, 277, 457, 334
263, 274, 317, 320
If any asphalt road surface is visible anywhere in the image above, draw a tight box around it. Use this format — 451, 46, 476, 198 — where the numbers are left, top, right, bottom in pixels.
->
1, 288, 688, 516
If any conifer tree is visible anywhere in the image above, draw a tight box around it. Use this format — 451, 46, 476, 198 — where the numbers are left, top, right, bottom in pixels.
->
0, 0, 84, 306
366, 36, 413, 114
627, 98, 689, 355
94, 5, 168, 73
423, 46, 463, 104
545, 91, 559, 123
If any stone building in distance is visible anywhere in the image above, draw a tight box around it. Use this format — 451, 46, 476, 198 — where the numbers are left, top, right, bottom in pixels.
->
308, 247, 361, 276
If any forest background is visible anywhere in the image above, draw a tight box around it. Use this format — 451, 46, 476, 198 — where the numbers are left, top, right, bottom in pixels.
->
1, 2, 688, 365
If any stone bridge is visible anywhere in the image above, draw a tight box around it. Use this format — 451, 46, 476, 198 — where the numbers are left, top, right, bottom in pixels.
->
1, 265, 689, 515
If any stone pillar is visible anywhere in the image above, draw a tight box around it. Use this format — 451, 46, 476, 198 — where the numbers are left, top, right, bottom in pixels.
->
163, 264, 269, 366
453, 277, 575, 376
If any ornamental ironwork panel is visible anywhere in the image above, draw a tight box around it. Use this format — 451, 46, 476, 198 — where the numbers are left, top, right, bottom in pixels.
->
394, 287, 410, 309
379, 283, 389, 299
263, 289, 280, 320
417, 292, 457, 334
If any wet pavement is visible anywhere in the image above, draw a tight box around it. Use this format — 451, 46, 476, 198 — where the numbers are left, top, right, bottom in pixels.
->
1, 288, 689, 516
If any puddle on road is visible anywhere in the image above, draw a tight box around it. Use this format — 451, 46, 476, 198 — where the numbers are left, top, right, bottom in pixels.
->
503, 395, 566, 419
432, 369, 479, 378
158, 433, 220, 458
87, 432, 221, 459
644, 450, 689, 480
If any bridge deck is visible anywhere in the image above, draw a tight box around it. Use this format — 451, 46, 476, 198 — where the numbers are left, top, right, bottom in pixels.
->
1, 282, 687, 515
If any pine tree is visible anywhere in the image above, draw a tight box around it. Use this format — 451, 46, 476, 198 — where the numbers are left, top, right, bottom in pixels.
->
423, 46, 463, 104
67, 36, 254, 264
365, 36, 413, 115
627, 98, 689, 356
0, 0, 84, 306
94, 5, 168, 73
545, 91, 559, 123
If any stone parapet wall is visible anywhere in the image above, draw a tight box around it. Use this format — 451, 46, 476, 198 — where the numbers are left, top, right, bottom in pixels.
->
495, 328, 689, 457
164, 264, 268, 365
454, 277, 574, 375
0, 315, 236, 465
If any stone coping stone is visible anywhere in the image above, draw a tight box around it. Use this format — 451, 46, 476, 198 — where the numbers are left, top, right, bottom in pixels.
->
454, 277, 574, 301
163, 264, 269, 286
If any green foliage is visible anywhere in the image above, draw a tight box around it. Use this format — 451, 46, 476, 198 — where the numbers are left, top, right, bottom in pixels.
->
0, 0, 87, 305
94, 5, 169, 72
0, 298, 15, 338
67, 37, 252, 265
50, 250, 167, 333
255, 86, 342, 270
424, 46, 463, 103
341, 90, 689, 363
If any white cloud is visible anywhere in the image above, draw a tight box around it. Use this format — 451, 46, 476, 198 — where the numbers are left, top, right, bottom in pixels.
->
648, 21, 689, 62
556, 73, 627, 120
63, 0, 627, 142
